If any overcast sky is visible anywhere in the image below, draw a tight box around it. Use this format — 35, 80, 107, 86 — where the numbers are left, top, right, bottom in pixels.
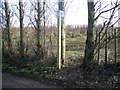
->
2, 0, 119, 27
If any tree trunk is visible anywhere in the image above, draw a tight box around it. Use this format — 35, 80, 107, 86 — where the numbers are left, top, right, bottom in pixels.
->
19, 0, 24, 57
98, 33, 100, 64
4, 0, 12, 54
105, 29, 108, 65
114, 28, 117, 65
61, 0, 66, 66
43, 0, 46, 59
84, 0, 95, 67
36, 0, 42, 56
118, 28, 120, 59
61, 16, 66, 66
1, 4, 5, 53
0, 28, 2, 62
57, 10, 62, 69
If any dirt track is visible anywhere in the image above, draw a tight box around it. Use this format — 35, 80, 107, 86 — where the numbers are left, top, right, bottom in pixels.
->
2, 73, 59, 88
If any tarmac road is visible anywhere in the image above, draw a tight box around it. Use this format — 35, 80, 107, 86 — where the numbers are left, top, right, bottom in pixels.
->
2, 73, 59, 88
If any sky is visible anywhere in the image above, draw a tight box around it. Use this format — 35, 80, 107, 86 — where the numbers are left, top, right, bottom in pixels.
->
1, 0, 120, 27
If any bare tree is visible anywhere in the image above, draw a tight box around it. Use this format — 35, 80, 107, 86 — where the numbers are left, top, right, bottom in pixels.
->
43, 0, 46, 59
94, 0, 120, 65
118, 1, 120, 60
36, 0, 42, 57
84, 0, 95, 67
0, 3, 1, 82
104, 23, 108, 65
4, 0, 12, 54
0, 1, 5, 53
84, 0, 120, 67
28, 0, 44, 58
113, 26, 117, 64
19, 0, 24, 57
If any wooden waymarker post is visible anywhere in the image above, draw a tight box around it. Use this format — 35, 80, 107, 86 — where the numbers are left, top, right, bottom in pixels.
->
57, 0, 65, 70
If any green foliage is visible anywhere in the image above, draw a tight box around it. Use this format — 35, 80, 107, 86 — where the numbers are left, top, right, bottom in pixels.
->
3, 62, 120, 88
66, 34, 86, 42
66, 51, 84, 58
2, 23, 120, 88
116, 58, 120, 61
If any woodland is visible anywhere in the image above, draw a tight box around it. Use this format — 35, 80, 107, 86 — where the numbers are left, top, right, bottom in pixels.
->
1, 0, 120, 88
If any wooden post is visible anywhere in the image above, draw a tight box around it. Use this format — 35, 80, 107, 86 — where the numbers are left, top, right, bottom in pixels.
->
61, 0, 66, 66
57, 0, 65, 69
57, 9, 62, 70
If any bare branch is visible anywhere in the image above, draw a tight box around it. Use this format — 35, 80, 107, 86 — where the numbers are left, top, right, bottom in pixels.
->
94, 3, 120, 21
